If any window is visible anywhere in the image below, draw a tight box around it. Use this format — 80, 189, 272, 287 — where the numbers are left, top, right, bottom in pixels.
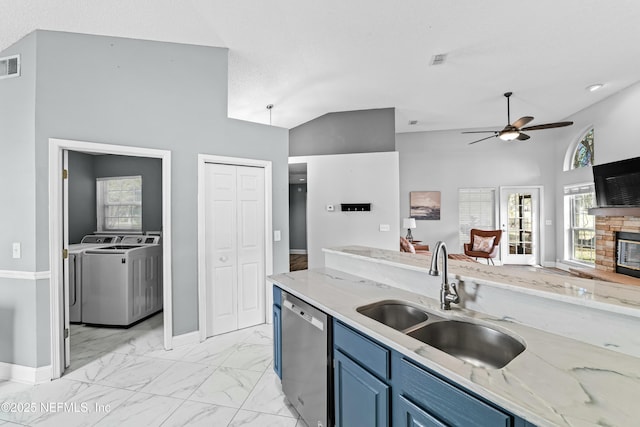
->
97, 176, 142, 231
572, 128, 594, 169
458, 188, 496, 251
564, 184, 595, 264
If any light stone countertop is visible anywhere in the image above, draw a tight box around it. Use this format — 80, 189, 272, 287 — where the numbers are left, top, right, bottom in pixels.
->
325, 246, 640, 318
270, 267, 640, 427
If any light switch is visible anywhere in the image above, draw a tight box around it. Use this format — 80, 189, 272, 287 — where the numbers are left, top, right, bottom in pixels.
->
12, 242, 21, 259
379, 224, 390, 232
274, 230, 281, 242
545, 219, 553, 226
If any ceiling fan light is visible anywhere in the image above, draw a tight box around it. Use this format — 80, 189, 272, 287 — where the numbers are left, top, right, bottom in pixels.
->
499, 130, 520, 141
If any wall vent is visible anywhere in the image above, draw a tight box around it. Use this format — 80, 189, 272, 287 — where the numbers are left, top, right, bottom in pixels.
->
0, 55, 20, 79
430, 53, 447, 66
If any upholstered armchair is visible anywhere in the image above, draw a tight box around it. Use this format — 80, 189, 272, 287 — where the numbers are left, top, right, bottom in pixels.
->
463, 229, 502, 265
400, 236, 430, 254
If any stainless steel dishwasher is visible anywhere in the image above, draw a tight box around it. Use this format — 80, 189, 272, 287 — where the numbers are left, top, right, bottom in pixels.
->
281, 291, 332, 427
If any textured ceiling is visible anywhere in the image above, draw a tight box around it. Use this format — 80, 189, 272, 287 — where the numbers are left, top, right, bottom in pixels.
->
2, 0, 640, 133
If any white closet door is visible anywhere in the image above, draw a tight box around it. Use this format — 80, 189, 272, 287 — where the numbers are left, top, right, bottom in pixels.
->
237, 166, 265, 329
205, 163, 239, 336
205, 163, 265, 337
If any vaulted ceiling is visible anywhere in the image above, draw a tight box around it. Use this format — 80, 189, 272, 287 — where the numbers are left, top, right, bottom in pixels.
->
3, 0, 640, 133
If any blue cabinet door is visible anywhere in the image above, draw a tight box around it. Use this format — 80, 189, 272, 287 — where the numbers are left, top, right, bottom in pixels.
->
334, 350, 390, 427
272, 304, 282, 378
396, 395, 447, 427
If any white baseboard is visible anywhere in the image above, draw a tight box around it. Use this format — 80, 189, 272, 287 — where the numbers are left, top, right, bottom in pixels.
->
290, 249, 307, 255
0, 362, 52, 384
171, 330, 200, 348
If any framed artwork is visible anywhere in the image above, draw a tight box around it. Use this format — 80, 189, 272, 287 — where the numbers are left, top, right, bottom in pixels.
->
410, 191, 441, 220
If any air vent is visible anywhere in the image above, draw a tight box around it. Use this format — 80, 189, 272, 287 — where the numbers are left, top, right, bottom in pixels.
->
0, 55, 20, 79
430, 53, 447, 66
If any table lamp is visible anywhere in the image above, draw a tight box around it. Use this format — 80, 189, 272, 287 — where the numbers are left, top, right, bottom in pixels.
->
403, 218, 416, 242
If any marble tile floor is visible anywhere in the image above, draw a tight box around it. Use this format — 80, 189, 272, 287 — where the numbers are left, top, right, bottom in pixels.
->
0, 314, 308, 427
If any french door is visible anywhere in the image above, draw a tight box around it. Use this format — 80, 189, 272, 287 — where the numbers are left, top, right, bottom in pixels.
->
499, 187, 541, 265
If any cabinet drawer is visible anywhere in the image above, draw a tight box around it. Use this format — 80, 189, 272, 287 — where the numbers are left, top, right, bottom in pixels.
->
398, 358, 511, 427
334, 320, 390, 380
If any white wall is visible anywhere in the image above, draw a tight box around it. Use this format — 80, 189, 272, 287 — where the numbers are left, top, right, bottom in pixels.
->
396, 127, 560, 263
396, 81, 640, 266
554, 82, 640, 265
291, 152, 400, 269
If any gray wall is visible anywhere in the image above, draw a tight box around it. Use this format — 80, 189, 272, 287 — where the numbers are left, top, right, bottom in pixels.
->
0, 32, 41, 368
68, 153, 164, 242
68, 151, 96, 243
289, 108, 395, 156
289, 184, 307, 251
94, 155, 163, 234
0, 30, 289, 368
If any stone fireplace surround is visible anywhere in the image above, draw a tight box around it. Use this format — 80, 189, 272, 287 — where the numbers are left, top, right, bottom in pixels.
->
594, 213, 640, 273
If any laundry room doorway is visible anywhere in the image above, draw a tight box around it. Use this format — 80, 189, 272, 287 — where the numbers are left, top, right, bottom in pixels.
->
197, 155, 273, 339
49, 138, 172, 380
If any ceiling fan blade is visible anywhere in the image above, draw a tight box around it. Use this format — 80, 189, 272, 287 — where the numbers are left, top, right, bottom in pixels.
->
517, 133, 530, 141
468, 134, 498, 145
521, 121, 574, 131
462, 130, 500, 134
512, 116, 534, 129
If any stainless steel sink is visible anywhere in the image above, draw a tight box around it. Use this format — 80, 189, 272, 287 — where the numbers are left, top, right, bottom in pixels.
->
357, 300, 436, 332
407, 320, 526, 369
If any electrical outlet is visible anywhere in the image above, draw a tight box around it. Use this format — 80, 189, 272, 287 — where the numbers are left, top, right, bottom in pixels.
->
12, 242, 21, 259
379, 224, 390, 232
274, 230, 281, 242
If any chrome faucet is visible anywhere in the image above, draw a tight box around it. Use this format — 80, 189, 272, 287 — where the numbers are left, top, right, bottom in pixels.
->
429, 241, 460, 310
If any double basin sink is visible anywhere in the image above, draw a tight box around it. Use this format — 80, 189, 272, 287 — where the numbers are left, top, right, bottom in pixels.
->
357, 300, 525, 369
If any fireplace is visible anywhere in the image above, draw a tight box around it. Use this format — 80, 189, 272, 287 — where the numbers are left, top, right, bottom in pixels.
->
617, 232, 640, 278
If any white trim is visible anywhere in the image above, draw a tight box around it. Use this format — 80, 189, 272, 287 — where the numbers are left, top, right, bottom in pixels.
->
0, 362, 52, 384
289, 249, 308, 255
197, 154, 274, 342
171, 331, 200, 348
0, 270, 51, 280
49, 138, 173, 381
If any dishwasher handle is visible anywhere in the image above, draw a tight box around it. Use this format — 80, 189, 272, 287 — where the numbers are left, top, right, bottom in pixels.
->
283, 298, 325, 331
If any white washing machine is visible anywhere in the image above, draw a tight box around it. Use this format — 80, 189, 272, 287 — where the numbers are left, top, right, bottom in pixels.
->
82, 235, 163, 327
68, 234, 122, 323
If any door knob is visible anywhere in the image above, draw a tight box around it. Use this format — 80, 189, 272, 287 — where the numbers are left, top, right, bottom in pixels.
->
219, 256, 228, 262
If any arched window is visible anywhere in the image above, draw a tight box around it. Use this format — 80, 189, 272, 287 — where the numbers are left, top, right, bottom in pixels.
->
572, 128, 594, 169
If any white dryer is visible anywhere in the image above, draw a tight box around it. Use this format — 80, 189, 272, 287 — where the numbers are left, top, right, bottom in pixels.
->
82, 235, 162, 327
67, 234, 122, 323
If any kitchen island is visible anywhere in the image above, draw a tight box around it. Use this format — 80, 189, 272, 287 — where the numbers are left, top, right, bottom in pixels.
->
269, 246, 640, 427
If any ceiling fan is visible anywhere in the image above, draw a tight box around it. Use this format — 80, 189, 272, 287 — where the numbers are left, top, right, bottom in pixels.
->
464, 92, 573, 145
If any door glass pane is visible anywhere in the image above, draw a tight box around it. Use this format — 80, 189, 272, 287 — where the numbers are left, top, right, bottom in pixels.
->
507, 193, 533, 255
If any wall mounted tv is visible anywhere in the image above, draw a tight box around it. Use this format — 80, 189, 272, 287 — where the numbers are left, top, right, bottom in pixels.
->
593, 156, 640, 207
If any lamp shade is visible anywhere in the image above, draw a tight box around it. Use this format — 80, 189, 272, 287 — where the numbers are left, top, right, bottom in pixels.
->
403, 218, 416, 229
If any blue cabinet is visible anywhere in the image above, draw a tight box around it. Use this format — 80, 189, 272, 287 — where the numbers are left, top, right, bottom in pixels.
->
334, 349, 390, 427
272, 285, 282, 379
393, 354, 512, 427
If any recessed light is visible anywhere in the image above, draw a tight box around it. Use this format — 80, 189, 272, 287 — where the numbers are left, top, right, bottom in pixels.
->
586, 84, 604, 92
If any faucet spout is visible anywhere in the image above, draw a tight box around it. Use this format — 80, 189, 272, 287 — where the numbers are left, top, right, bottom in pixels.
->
429, 241, 460, 310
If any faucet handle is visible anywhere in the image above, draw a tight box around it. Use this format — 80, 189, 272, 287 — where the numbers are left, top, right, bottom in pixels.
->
448, 282, 460, 304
